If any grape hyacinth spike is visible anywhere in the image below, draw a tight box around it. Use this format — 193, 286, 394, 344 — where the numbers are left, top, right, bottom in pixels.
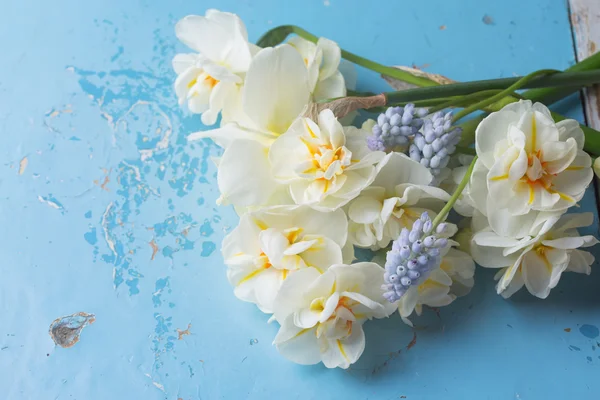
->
382, 212, 448, 303
367, 104, 427, 152
408, 110, 462, 177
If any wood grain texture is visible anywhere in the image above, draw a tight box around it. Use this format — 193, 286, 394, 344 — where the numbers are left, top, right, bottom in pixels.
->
570, 0, 600, 128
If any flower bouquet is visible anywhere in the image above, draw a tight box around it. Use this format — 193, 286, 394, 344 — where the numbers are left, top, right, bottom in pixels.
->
173, 9, 600, 369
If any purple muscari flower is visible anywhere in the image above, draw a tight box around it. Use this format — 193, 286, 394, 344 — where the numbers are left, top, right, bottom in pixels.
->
367, 104, 427, 152
382, 212, 448, 303
408, 110, 462, 177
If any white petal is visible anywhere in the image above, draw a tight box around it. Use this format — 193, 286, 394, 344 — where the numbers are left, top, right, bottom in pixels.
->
497, 247, 530, 294
201, 80, 238, 126
551, 212, 594, 232
468, 158, 490, 215
338, 59, 357, 90
295, 207, 348, 248
313, 71, 346, 100
269, 132, 310, 183
259, 228, 289, 266
284, 239, 318, 255
222, 214, 262, 259
557, 119, 584, 149
234, 268, 283, 313
397, 286, 419, 317
521, 247, 569, 298
319, 109, 345, 149
172, 53, 197, 74
471, 237, 517, 268
342, 291, 385, 314
566, 249, 594, 274
274, 317, 321, 365
317, 37, 341, 80
217, 140, 280, 207
273, 267, 322, 323
287, 36, 319, 89
322, 325, 365, 369
188, 123, 275, 149
543, 235, 599, 250
348, 195, 383, 224
319, 292, 341, 322
299, 236, 343, 271
175, 15, 232, 60
374, 152, 432, 192
242, 45, 310, 135
518, 110, 559, 152
498, 267, 525, 298
205, 9, 248, 40
476, 109, 518, 169
472, 231, 522, 248
294, 308, 322, 329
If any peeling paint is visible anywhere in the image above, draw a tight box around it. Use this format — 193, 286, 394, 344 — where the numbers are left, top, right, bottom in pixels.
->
149, 239, 159, 260
177, 323, 191, 340
49, 312, 95, 348
101, 202, 117, 256
18, 157, 28, 175
406, 332, 418, 350
38, 195, 65, 212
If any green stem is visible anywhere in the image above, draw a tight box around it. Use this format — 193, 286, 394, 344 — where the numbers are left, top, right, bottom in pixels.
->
452, 69, 559, 122
431, 156, 478, 230
456, 146, 477, 156
428, 89, 513, 113
384, 70, 600, 104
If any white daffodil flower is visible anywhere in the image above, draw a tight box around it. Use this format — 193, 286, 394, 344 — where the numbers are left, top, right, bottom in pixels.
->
173, 10, 259, 125
346, 152, 451, 249
269, 109, 385, 211
395, 248, 475, 326
222, 206, 348, 314
188, 44, 311, 208
471, 212, 598, 299
287, 36, 347, 100
470, 100, 593, 237
272, 263, 394, 369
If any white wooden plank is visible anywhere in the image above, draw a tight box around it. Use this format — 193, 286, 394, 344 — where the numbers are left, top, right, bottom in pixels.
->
569, 0, 600, 129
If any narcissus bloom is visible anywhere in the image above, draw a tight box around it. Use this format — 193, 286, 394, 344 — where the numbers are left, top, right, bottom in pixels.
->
471, 212, 598, 298
270, 109, 385, 211
272, 263, 394, 369
470, 100, 593, 237
173, 10, 258, 125
394, 247, 475, 325
287, 36, 347, 100
346, 152, 450, 249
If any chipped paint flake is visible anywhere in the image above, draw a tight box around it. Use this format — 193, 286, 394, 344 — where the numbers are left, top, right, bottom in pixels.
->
149, 239, 159, 260
38, 195, 65, 211
152, 381, 165, 392
177, 323, 192, 340
482, 14, 494, 25
406, 332, 417, 350
49, 312, 95, 348
102, 202, 117, 256
18, 157, 28, 175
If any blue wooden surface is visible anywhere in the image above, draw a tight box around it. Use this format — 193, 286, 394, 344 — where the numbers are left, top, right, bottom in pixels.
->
1, 0, 600, 399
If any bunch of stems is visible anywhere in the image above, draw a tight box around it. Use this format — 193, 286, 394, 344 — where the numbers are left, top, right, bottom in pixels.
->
258, 25, 600, 156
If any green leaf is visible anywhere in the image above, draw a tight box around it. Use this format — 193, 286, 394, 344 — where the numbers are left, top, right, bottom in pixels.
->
256, 25, 295, 47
